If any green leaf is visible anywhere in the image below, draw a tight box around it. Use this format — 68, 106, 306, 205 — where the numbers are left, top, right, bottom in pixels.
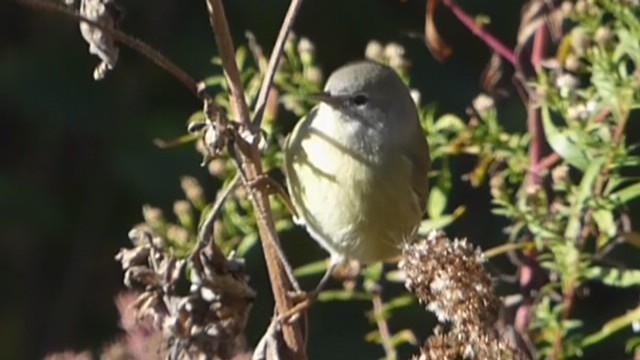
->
541, 104, 590, 170
381, 295, 415, 313
427, 181, 448, 219
293, 259, 328, 277
417, 206, 465, 235
592, 208, 617, 239
565, 157, 605, 240
235, 234, 258, 257
385, 270, 405, 283
433, 114, 466, 132
363, 262, 384, 283
582, 305, 640, 347
585, 266, 640, 287
613, 182, 640, 203
318, 290, 372, 302
389, 329, 418, 347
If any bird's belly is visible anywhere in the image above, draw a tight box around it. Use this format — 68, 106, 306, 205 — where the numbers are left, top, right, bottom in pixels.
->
288, 132, 420, 263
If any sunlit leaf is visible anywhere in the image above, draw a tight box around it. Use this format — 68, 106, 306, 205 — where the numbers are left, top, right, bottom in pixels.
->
592, 208, 617, 240
390, 329, 418, 347
427, 176, 450, 218
585, 266, 640, 288
293, 259, 328, 277
565, 157, 605, 240
417, 206, 465, 235
541, 104, 590, 170
318, 290, 372, 302
382, 295, 415, 314
613, 182, 640, 203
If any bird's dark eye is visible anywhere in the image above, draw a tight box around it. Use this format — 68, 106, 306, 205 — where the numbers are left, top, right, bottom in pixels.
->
352, 94, 369, 106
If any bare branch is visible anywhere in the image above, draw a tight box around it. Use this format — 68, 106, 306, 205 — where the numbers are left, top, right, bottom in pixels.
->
204, 0, 307, 358
205, 0, 252, 126
252, 0, 304, 132
10, 0, 202, 97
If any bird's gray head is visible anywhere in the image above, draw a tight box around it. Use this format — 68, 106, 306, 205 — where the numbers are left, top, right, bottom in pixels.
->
318, 61, 418, 131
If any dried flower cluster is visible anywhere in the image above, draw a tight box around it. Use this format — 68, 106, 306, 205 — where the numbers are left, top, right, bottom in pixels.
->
78, 0, 122, 80
400, 231, 524, 359
115, 201, 255, 359
421, 324, 521, 360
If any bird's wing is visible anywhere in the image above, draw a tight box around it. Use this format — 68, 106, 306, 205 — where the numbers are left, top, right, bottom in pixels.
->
402, 125, 430, 215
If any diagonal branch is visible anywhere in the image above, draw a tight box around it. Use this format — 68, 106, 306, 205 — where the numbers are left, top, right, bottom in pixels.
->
251, 0, 304, 132
205, 0, 252, 126
205, 0, 307, 358
441, 0, 516, 66
10, 0, 203, 98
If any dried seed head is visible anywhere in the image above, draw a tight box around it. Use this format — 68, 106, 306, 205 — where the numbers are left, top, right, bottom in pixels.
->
79, 0, 122, 80
400, 231, 499, 326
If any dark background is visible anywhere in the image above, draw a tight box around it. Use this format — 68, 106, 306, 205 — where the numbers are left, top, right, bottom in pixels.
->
1, 0, 637, 359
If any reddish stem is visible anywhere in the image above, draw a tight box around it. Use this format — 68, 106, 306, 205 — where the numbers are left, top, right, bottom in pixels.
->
441, 0, 517, 66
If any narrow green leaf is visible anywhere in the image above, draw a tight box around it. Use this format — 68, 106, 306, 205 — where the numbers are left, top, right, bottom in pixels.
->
381, 295, 415, 313
613, 182, 640, 203
433, 114, 466, 132
418, 206, 465, 235
565, 158, 605, 240
585, 266, 640, 287
427, 183, 448, 219
592, 208, 617, 239
235, 234, 258, 257
389, 329, 418, 347
293, 259, 328, 277
541, 104, 590, 170
582, 306, 640, 347
318, 290, 372, 302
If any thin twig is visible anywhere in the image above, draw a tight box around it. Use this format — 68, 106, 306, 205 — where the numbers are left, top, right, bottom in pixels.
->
252, 0, 304, 133
372, 292, 397, 360
534, 153, 561, 174
197, 173, 241, 245
205, 0, 307, 358
206, 0, 252, 126
10, 0, 202, 98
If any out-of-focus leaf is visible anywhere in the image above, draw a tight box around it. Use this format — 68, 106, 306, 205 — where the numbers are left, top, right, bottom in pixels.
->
541, 104, 590, 170
593, 208, 617, 240
382, 295, 415, 313
425, 0, 453, 62
433, 113, 466, 132
565, 157, 605, 240
484, 241, 531, 258
390, 329, 418, 347
417, 206, 465, 235
427, 174, 450, 219
235, 234, 258, 257
582, 306, 640, 347
585, 267, 640, 288
385, 270, 405, 283
363, 262, 384, 283
153, 134, 197, 149
364, 330, 381, 344
318, 290, 372, 302
293, 259, 328, 277
613, 182, 640, 203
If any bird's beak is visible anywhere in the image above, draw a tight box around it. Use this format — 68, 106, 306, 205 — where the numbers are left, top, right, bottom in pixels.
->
310, 92, 342, 107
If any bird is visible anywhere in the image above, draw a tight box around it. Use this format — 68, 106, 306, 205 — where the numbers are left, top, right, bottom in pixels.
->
283, 60, 430, 289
